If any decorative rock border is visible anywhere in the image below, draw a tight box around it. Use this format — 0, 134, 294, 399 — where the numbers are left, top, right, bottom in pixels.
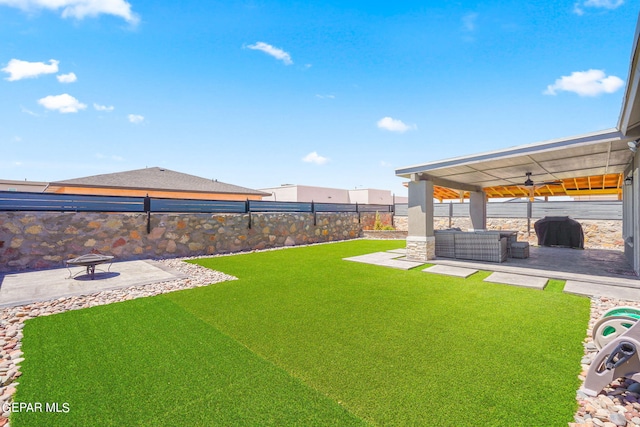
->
572, 297, 640, 427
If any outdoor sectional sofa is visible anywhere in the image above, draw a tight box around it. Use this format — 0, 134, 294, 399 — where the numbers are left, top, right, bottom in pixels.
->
434, 230, 509, 263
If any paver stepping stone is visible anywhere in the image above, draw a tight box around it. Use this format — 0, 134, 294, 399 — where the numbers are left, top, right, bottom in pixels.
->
422, 265, 478, 278
343, 252, 423, 270
564, 280, 640, 301
387, 249, 407, 254
483, 272, 548, 290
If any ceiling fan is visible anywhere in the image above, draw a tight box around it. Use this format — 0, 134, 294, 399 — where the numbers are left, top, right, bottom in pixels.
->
522, 172, 562, 188
519, 172, 563, 200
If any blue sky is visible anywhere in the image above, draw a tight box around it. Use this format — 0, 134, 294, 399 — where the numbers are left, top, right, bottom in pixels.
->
0, 0, 637, 197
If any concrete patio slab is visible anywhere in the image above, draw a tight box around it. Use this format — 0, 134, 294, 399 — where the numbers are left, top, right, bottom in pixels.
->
0, 260, 187, 308
484, 272, 548, 290
422, 265, 478, 278
564, 280, 640, 301
343, 252, 424, 270
431, 246, 639, 287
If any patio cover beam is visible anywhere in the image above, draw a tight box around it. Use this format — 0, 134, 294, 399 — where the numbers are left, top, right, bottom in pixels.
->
412, 173, 482, 193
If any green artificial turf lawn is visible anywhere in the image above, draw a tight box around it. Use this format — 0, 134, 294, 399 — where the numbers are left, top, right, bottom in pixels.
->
14, 240, 590, 426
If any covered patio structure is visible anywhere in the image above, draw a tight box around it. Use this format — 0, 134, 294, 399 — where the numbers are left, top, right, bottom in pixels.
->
395, 14, 640, 276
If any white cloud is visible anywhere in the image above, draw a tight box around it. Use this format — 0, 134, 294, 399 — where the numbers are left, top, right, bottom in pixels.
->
20, 106, 39, 116
376, 117, 417, 133
574, 0, 623, 14
315, 94, 335, 99
56, 72, 76, 83
544, 69, 624, 97
128, 114, 144, 124
302, 151, 329, 165
94, 103, 114, 112
584, 0, 624, 9
0, 0, 139, 24
462, 12, 478, 31
2, 59, 59, 81
380, 160, 393, 168
573, 3, 585, 15
246, 42, 293, 65
37, 93, 87, 113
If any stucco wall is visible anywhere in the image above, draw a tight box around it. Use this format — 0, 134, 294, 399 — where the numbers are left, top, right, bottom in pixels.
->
0, 211, 369, 273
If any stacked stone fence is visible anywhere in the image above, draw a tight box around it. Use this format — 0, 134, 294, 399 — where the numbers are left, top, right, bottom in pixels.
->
393, 201, 624, 250
437, 218, 622, 250
1, 201, 624, 273
391, 216, 622, 250
0, 211, 384, 273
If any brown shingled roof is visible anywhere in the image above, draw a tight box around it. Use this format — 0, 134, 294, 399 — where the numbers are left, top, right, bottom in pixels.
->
50, 167, 269, 196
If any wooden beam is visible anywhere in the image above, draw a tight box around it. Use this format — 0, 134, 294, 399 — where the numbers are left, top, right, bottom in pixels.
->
503, 186, 517, 197
565, 189, 623, 196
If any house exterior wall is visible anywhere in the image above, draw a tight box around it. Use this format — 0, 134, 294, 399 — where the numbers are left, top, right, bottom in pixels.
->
0, 211, 377, 273
260, 185, 406, 204
260, 186, 299, 201
0, 180, 48, 193
348, 189, 393, 204
48, 186, 263, 201
260, 185, 349, 202
624, 156, 640, 274
297, 186, 349, 203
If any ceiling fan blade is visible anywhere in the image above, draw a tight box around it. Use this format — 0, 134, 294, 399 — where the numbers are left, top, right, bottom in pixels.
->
537, 180, 563, 186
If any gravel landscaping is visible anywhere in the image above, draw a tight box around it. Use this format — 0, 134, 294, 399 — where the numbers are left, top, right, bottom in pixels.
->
573, 297, 640, 427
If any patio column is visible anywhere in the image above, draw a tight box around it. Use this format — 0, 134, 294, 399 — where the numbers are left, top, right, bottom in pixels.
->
469, 191, 487, 231
406, 178, 435, 261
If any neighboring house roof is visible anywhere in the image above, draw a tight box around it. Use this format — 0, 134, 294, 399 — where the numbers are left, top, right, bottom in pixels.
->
49, 167, 269, 196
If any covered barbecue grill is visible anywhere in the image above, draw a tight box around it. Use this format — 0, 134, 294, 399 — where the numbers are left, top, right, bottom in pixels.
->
534, 216, 584, 249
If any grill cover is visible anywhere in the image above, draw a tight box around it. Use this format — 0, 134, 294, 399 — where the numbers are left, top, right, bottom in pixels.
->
534, 216, 584, 249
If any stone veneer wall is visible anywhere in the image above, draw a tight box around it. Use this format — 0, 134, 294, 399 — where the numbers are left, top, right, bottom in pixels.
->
392, 216, 407, 231
406, 236, 435, 262
0, 211, 372, 273
360, 212, 394, 230
432, 218, 623, 250
393, 217, 622, 250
